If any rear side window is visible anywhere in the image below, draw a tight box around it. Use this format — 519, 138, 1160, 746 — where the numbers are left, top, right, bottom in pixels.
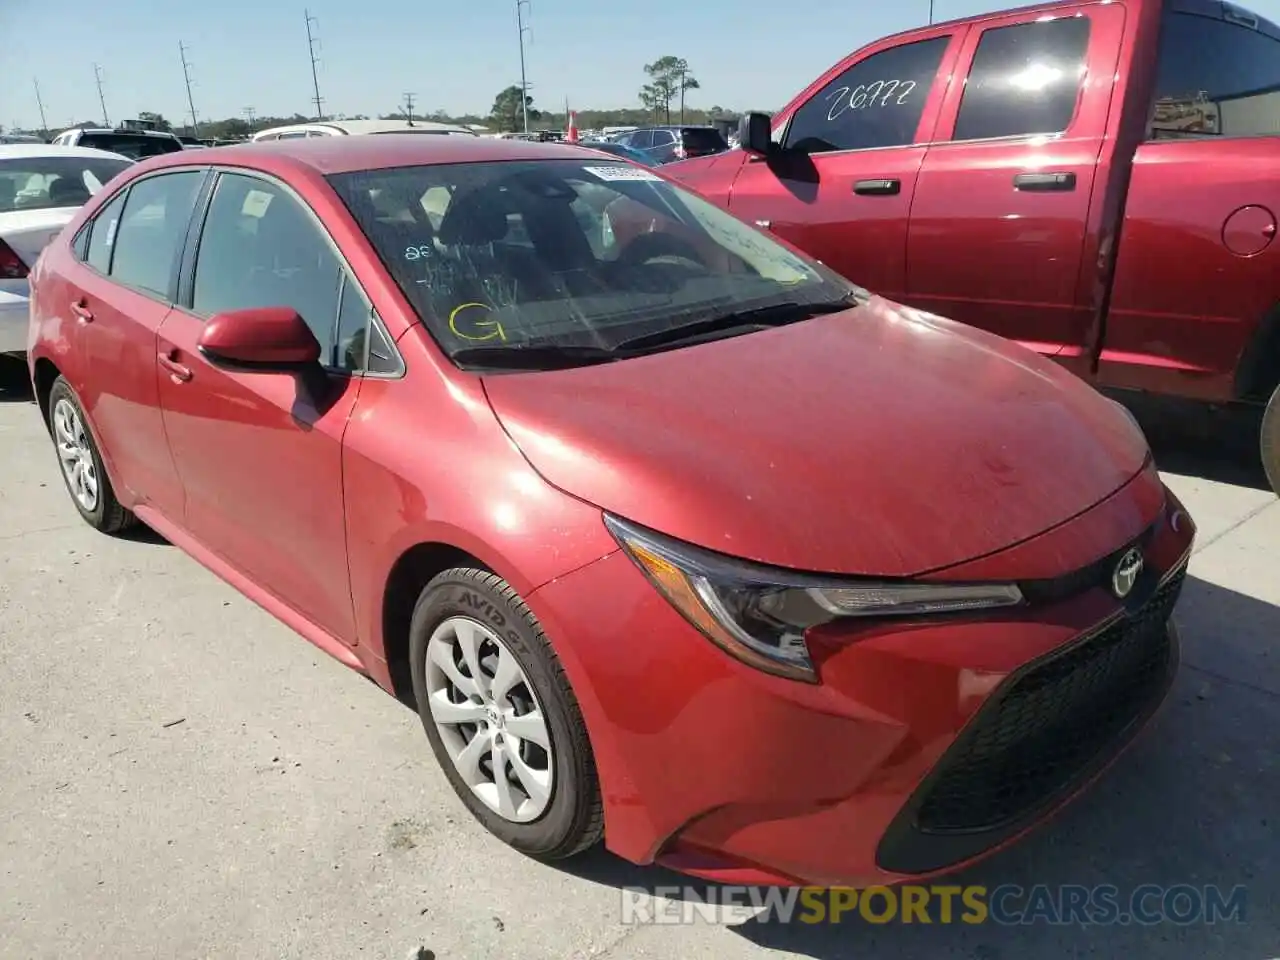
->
785, 37, 950, 153
953, 17, 1091, 142
108, 171, 204, 297
1150, 11, 1280, 139
681, 128, 727, 151
85, 190, 128, 273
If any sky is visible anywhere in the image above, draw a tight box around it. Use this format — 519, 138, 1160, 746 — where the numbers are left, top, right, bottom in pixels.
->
7, 0, 1280, 131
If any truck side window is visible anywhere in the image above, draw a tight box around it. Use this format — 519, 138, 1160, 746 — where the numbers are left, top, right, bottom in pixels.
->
953, 17, 1091, 142
1150, 11, 1280, 139
783, 37, 950, 154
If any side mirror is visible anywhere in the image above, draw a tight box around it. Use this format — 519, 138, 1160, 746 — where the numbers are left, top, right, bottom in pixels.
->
198, 306, 322, 369
738, 112, 774, 158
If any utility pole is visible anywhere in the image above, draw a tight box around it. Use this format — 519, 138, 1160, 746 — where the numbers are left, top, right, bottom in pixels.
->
679, 68, 686, 124
403, 92, 416, 125
516, 0, 532, 134
179, 42, 200, 136
304, 9, 324, 120
243, 106, 257, 135
93, 63, 109, 127
929, 0, 935, 23
32, 78, 48, 135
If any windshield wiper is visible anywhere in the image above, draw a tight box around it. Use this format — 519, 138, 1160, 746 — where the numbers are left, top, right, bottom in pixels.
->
450, 343, 622, 370
609, 300, 855, 353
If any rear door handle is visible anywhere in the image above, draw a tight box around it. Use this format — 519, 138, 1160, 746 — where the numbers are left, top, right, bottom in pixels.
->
158, 351, 192, 383
1013, 172, 1077, 192
70, 299, 93, 323
853, 179, 901, 196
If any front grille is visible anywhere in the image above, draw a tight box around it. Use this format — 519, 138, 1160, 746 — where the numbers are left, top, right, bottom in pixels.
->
876, 566, 1185, 874
917, 567, 1186, 834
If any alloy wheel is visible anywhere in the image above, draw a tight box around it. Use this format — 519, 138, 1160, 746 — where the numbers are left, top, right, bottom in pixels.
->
52, 398, 99, 512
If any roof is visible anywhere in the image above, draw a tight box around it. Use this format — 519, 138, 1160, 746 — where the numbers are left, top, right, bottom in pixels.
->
0, 143, 133, 162
253, 119, 474, 140
133, 133, 602, 178
59, 127, 181, 140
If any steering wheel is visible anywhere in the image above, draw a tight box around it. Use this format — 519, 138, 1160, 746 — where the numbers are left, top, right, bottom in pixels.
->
615, 231, 709, 271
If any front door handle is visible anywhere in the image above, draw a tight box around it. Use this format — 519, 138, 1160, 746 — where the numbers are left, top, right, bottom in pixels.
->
158, 351, 192, 383
70, 299, 93, 323
1013, 172, 1077, 191
853, 179, 901, 196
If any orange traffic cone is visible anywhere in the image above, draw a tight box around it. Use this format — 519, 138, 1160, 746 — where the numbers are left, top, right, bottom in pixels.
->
566, 111, 579, 143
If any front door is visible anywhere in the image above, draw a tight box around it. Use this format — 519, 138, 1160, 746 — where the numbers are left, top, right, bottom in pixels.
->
905, 4, 1124, 367
726, 32, 965, 302
156, 170, 368, 644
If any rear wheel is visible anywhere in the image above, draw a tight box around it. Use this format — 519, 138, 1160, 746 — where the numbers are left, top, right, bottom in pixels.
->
47, 377, 136, 533
1263, 384, 1280, 495
409, 568, 603, 859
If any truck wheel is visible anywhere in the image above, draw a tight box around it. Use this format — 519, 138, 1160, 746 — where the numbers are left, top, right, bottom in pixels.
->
1263, 385, 1280, 496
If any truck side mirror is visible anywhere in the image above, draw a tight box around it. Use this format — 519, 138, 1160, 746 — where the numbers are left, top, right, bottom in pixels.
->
738, 113, 774, 158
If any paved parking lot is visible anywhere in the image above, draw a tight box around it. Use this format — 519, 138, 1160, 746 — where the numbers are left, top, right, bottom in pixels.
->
1, 358, 1276, 960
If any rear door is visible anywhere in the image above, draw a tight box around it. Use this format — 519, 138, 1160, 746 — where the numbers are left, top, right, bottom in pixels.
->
905, 4, 1123, 368
726, 31, 965, 302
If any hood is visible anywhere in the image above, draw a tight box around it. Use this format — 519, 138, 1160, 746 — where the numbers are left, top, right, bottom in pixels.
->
482, 298, 1150, 577
0, 208, 79, 268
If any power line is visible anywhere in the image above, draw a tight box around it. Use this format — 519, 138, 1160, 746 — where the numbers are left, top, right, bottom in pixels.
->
516, 0, 532, 134
93, 63, 109, 127
32, 78, 48, 133
179, 42, 200, 136
304, 9, 325, 120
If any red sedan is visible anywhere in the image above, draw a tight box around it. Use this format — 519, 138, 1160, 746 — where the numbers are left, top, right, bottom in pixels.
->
27, 136, 1195, 887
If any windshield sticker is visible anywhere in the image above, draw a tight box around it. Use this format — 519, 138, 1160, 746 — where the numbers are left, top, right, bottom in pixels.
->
241, 189, 274, 219
449, 302, 507, 342
582, 165, 662, 183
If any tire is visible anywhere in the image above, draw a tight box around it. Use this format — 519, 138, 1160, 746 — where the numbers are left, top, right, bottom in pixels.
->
1263, 384, 1280, 496
409, 567, 603, 859
47, 377, 137, 534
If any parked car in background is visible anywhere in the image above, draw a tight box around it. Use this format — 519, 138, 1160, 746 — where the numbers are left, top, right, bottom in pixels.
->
0, 145, 131, 355
578, 140, 657, 165
0, 134, 46, 145
51, 126, 185, 160
666, 0, 1280, 493
614, 126, 729, 164
251, 118, 477, 141
28, 135, 1194, 889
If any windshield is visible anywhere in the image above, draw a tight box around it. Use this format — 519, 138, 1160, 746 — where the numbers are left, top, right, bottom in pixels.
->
327, 159, 861, 367
0, 155, 131, 213
76, 133, 183, 159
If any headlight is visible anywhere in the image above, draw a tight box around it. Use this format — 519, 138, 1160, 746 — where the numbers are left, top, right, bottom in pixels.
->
604, 515, 1024, 683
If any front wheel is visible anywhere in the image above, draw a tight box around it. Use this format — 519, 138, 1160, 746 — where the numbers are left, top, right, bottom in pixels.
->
1262, 384, 1280, 495
409, 568, 603, 859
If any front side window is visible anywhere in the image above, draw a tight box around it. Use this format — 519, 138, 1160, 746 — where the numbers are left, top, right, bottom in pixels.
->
328, 159, 861, 369
1150, 10, 1280, 139
0, 155, 131, 214
952, 17, 1091, 142
784, 37, 951, 153
191, 173, 344, 359
108, 171, 204, 297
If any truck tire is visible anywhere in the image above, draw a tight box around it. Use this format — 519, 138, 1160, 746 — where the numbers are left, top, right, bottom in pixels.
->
1264, 385, 1280, 496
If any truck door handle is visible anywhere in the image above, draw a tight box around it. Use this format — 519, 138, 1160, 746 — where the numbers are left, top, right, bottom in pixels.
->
70, 299, 93, 323
158, 351, 192, 383
853, 179, 901, 196
1013, 172, 1077, 191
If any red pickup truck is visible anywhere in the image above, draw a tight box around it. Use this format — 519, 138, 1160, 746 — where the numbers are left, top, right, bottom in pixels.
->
667, 0, 1280, 493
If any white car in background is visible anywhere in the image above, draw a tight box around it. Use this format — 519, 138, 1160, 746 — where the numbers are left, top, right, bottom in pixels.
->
0, 145, 132, 356
250, 118, 477, 141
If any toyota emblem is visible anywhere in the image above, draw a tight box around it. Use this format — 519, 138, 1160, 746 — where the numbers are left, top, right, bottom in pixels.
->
1111, 547, 1145, 599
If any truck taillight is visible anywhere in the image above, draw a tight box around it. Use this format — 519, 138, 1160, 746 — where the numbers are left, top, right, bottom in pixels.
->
0, 238, 27, 279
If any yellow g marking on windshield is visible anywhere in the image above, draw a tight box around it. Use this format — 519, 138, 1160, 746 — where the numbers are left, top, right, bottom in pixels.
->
448, 302, 507, 342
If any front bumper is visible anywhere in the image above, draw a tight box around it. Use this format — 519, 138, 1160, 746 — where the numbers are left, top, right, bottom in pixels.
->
526, 478, 1196, 888
0, 282, 30, 354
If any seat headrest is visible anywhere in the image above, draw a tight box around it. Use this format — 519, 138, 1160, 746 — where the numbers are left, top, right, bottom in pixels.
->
49, 177, 91, 207
437, 189, 510, 246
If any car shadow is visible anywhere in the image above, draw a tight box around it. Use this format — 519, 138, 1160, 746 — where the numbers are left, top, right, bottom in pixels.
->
1107, 390, 1270, 491
0, 354, 34, 403
553, 574, 1279, 958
